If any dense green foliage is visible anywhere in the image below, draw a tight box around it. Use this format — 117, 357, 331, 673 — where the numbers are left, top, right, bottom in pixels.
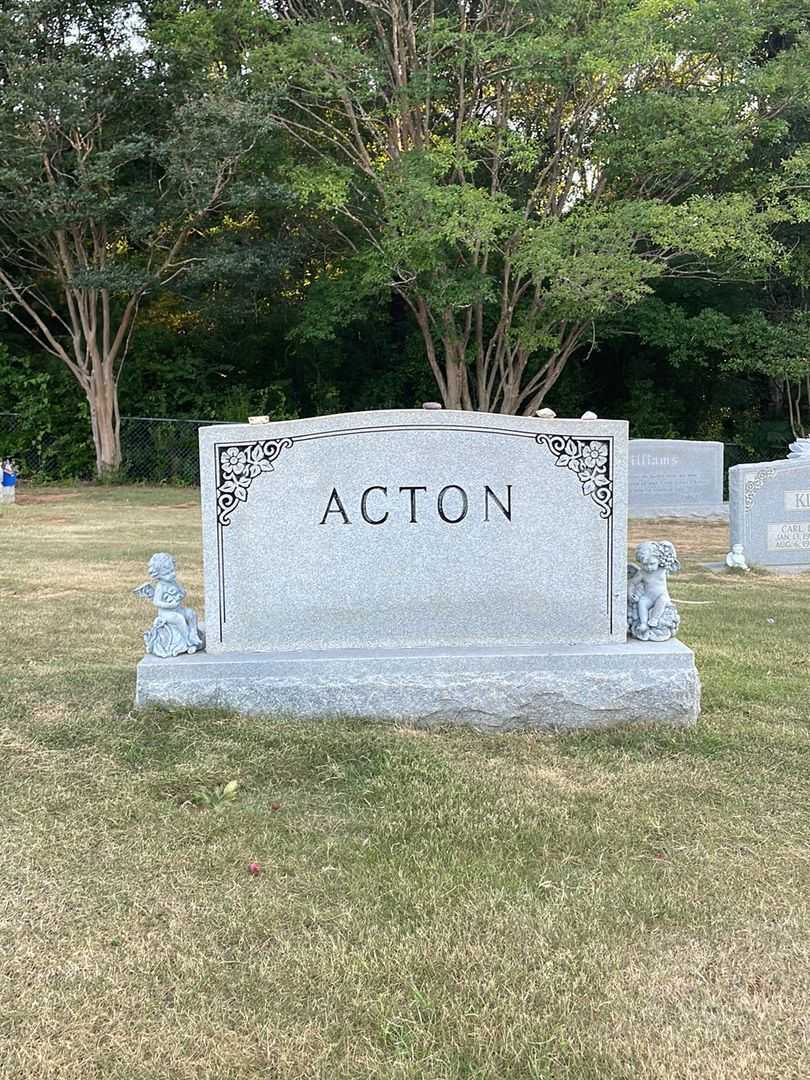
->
2, 0, 810, 478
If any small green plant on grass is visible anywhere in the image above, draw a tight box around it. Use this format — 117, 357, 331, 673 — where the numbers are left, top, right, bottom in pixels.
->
186, 779, 240, 811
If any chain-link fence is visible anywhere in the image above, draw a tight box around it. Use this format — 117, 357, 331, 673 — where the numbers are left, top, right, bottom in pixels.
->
0, 412, 220, 484
0, 409, 763, 489
119, 416, 219, 484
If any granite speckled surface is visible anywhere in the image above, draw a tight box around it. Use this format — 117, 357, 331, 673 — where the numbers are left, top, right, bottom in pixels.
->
199, 410, 629, 654
629, 439, 725, 516
134, 409, 702, 731
136, 640, 700, 732
730, 458, 810, 570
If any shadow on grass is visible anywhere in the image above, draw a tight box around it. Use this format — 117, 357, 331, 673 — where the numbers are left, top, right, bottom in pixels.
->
34, 703, 453, 804
27, 683, 810, 819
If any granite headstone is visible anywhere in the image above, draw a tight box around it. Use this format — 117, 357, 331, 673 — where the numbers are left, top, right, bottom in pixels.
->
729, 457, 810, 571
202, 410, 627, 652
136, 409, 700, 730
629, 439, 725, 517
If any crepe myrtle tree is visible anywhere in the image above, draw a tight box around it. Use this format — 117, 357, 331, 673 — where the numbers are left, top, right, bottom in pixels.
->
257, 0, 810, 413
0, 0, 272, 475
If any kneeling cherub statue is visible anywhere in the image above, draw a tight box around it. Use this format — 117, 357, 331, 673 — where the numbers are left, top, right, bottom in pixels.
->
134, 552, 204, 657
627, 540, 681, 642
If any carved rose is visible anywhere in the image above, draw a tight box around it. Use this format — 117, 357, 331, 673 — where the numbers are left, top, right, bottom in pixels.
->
221, 447, 248, 477
581, 441, 608, 472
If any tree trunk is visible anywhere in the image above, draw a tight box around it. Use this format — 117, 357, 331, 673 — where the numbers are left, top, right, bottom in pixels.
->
443, 349, 467, 410
87, 374, 122, 477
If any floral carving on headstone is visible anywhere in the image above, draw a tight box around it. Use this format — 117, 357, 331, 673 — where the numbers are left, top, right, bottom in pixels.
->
217, 438, 293, 525
743, 467, 776, 512
536, 434, 612, 518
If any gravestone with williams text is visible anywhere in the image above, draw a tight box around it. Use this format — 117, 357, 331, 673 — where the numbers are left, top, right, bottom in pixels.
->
629, 439, 725, 517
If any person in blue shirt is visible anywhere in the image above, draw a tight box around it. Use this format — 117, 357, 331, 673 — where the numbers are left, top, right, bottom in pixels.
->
2, 458, 17, 503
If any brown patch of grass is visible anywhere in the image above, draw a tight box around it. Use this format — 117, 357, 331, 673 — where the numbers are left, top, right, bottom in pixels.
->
629, 517, 730, 560
16, 490, 83, 505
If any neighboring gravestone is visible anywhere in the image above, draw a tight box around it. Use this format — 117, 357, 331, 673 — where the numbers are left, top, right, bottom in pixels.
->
136, 409, 700, 731
629, 439, 725, 517
729, 449, 810, 571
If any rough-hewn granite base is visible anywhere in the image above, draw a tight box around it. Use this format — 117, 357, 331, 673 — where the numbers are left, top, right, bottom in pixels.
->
630, 503, 728, 520
135, 640, 700, 732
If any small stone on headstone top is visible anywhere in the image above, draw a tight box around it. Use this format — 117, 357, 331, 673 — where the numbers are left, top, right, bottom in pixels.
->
581, 411, 598, 420
535, 407, 556, 419
421, 402, 443, 410
248, 415, 270, 425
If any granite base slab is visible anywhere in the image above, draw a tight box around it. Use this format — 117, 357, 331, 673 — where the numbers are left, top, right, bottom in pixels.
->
630, 504, 728, 521
702, 560, 810, 575
135, 640, 700, 733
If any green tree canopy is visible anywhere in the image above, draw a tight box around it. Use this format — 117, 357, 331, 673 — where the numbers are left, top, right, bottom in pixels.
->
256, 0, 810, 412
0, 0, 275, 473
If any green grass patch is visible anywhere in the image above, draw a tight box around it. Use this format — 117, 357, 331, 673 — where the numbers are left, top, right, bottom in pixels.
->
0, 488, 808, 1079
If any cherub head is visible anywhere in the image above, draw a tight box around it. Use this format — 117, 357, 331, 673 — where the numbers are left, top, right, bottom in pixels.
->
731, 543, 744, 555
148, 552, 177, 580
634, 540, 680, 574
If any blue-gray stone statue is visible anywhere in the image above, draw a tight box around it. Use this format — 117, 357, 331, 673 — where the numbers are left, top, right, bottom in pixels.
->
725, 543, 750, 571
627, 540, 681, 642
135, 553, 204, 657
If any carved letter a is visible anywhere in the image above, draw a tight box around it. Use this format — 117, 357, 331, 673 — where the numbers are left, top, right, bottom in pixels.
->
319, 488, 351, 524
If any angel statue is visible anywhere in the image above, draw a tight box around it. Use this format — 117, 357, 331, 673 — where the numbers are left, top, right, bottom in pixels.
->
627, 540, 681, 642
134, 553, 204, 658
725, 543, 750, 571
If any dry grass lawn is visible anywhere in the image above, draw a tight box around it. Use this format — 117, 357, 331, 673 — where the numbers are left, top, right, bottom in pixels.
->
0, 487, 808, 1080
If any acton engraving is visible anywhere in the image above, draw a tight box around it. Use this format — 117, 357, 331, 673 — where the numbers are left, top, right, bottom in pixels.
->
319, 484, 513, 525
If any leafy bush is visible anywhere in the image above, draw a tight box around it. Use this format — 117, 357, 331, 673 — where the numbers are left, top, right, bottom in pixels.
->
0, 346, 95, 479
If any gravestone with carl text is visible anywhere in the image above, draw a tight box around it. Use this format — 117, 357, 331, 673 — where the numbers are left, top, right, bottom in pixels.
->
729, 449, 810, 571
629, 439, 725, 517
135, 410, 700, 730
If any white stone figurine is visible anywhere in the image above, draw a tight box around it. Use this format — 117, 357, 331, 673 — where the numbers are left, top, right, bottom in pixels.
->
725, 543, 750, 571
788, 438, 810, 460
134, 553, 204, 658
627, 540, 681, 642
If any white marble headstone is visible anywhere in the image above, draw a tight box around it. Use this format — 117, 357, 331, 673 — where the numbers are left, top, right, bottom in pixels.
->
729, 457, 810, 569
629, 439, 724, 514
199, 410, 629, 653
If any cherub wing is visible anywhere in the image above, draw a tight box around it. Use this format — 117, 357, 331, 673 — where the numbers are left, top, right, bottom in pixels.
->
133, 582, 156, 600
